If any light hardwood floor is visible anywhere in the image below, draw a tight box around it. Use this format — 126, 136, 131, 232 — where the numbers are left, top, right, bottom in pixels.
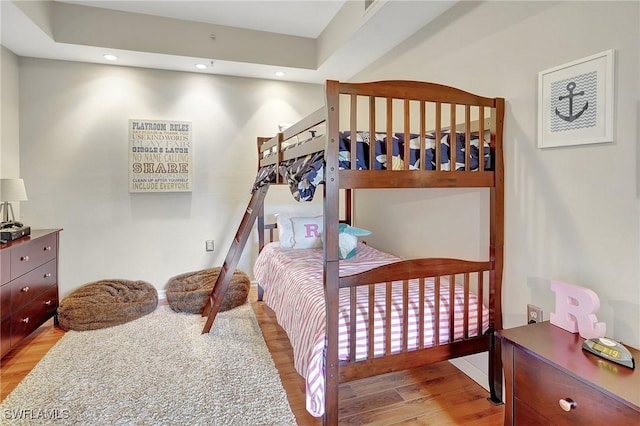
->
1, 290, 504, 425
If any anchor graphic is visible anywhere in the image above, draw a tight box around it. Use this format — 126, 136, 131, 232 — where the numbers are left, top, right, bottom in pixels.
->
555, 82, 588, 122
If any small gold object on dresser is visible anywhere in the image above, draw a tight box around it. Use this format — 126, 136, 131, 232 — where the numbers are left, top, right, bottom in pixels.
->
1, 229, 61, 359
499, 321, 640, 425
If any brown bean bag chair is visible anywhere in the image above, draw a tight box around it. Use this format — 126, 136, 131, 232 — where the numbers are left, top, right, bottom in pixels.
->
166, 267, 250, 314
57, 279, 158, 331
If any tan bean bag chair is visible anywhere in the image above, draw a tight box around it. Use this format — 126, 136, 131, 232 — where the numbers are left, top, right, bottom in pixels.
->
57, 279, 158, 331
166, 267, 250, 314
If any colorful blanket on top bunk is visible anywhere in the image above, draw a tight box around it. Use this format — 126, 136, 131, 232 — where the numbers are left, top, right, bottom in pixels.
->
252, 131, 491, 201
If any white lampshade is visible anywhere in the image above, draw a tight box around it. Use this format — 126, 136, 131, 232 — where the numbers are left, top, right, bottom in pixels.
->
0, 178, 28, 202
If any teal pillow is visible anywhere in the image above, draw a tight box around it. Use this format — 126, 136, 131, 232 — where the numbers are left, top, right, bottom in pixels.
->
337, 223, 371, 260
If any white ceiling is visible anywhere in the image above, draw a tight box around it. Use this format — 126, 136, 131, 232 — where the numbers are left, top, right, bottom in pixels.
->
1, 0, 457, 84
63, 0, 345, 38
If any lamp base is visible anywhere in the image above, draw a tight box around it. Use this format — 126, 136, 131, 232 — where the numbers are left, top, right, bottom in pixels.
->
0, 201, 16, 223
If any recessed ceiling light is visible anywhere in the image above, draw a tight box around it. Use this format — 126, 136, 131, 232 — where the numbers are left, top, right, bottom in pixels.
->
274, 71, 286, 77
195, 63, 207, 70
103, 54, 118, 61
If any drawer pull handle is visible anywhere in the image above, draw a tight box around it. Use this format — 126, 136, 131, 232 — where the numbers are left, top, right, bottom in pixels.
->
44, 300, 52, 306
21, 317, 29, 324
20, 255, 29, 262
559, 398, 577, 412
44, 246, 52, 251
44, 273, 52, 278
21, 286, 30, 292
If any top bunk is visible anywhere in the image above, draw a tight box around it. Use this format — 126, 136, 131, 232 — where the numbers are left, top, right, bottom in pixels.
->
253, 80, 505, 200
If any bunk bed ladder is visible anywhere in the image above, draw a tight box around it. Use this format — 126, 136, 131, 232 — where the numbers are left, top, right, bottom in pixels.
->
201, 185, 269, 333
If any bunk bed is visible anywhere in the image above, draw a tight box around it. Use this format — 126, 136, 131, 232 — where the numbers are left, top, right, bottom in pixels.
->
250, 80, 504, 424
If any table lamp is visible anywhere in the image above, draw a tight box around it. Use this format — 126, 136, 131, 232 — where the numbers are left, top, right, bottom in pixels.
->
0, 178, 28, 225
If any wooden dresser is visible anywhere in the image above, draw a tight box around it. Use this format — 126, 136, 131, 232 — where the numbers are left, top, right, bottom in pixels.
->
0, 229, 61, 359
500, 321, 640, 425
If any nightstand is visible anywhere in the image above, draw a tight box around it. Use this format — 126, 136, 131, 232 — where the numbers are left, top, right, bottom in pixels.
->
499, 321, 640, 425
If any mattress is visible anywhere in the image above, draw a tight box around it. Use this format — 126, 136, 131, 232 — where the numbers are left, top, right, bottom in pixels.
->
253, 242, 489, 417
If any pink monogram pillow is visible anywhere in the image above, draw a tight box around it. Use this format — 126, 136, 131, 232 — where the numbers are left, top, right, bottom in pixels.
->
290, 216, 323, 249
276, 214, 323, 249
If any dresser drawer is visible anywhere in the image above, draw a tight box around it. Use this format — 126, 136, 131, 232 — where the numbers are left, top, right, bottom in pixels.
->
10, 285, 58, 346
1, 282, 10, 320
514, 398, 553, 425
0, 248, 9, 285
9, 260, 57, 311
514, 348, 638, 424
9, 233, 57, 280
1, 316, 10, 358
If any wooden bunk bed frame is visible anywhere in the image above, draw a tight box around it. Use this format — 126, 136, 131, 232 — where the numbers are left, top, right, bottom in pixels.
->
206, 80, 505, 425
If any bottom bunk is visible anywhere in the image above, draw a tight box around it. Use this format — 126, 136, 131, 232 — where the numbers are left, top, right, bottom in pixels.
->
254, 236, 496, 418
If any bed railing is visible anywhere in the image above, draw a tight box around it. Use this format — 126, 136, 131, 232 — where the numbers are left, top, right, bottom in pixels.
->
337, 258, 492, 382
257, 81, 503, 191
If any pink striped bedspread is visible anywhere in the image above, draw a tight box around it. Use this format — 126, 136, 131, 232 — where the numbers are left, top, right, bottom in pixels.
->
253, 242, 489, 417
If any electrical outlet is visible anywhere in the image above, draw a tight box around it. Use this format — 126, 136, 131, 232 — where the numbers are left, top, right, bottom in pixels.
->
527, 304, 543, 324
205, 240, 214, 252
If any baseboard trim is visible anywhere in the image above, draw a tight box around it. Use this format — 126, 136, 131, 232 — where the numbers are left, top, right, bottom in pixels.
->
448, 357, 489, 392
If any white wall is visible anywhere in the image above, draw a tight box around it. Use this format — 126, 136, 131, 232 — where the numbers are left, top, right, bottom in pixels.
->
0, 46, 24, 220
17, 59, 323, 296
350, 0, 640, 382
1, 46, 20, 177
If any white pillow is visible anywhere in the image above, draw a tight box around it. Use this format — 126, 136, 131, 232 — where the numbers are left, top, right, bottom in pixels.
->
275, 214, 295, 248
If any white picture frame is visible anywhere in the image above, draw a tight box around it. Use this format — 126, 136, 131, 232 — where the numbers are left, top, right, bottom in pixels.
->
128, 119, 193, 192
537, 49, 615, 149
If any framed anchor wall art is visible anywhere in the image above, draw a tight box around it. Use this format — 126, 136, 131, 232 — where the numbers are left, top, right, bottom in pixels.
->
537, 49, 615, 148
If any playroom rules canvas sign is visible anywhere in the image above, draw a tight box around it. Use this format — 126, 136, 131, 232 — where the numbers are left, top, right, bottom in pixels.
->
128, 119, 192, 192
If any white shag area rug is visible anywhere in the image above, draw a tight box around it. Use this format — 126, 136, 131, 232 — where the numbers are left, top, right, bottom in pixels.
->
1, 303, 297, 425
